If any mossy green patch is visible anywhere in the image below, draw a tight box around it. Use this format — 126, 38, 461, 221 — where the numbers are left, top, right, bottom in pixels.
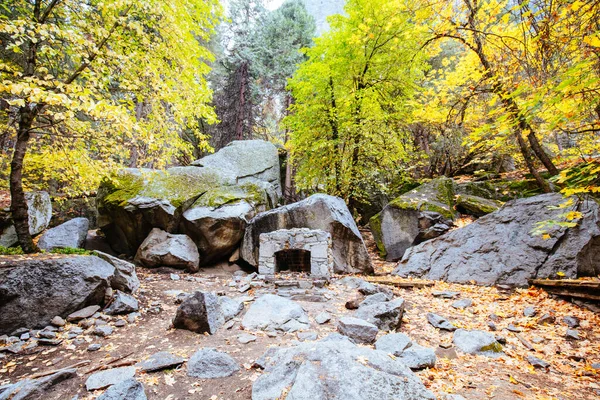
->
192, 182, 267, 208
369, 212, 386, 258
480, 342, 503, 353
456, 195, 503, 216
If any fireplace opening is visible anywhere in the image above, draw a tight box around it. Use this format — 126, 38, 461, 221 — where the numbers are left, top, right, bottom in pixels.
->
274, 249, 311, 273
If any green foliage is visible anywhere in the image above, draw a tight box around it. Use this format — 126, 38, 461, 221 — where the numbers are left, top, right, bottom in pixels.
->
0, 245, 24, 255
49, 247, 96, 256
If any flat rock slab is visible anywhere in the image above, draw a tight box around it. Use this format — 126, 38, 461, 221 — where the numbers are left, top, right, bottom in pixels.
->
241, 294, 309, 332
97, 378, 147, 400
453, 329, 503, 356
187, 348, 239, 379
451, 299, 473, 309
86, 366, 136, 391
136, 352, 185, 372
337, 317, 378, 344
252, 335, 435, 400
355, 298, 405, 331
0, 368, 76, 399
375, 333, 413, 355
427, 313, 457, 331
68, 305, 102, 322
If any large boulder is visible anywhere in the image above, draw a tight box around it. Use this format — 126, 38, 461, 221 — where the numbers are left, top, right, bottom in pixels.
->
0, 191, 52, 247
37, 217, 89, 250
241, 194, 372, 274
97, 140, 280, 263
252, 335, 435, 400
369, 178, 455, 261
134, 228, 200, 272
172, 291, 224, 334
95, 251, 140, 293
0, 255, 115, 335
394, 194, 600, 286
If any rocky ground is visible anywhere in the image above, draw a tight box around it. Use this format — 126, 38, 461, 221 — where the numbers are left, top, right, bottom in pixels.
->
1, 233, 599, 400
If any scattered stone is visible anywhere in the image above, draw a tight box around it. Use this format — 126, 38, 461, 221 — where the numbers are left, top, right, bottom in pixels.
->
79, 319, 96, 329
88, 344, 102, 352
38, 331, 57, 339
173, 291, 224, 334
355, 298, 405, 331
93, 326, 114, 337
136, 351, 185, 372
114, 319, 126, 328
219, 297, 244, 322
252, 335, 435, 399
20, 332, 30, 341
345, 299, 361, 310
238, 334, 257, 344
223, 320, 235, 330
537, 313, 556, 325
523, 306, 537, 317
337, 317, 378, 344
506, 324, 522, 332
527, 355, 550, 369
432, 291, 461, 299
51, 316, 66, 327
105, 291, 139, 315
170, 274, 180, 281
86, 366, 136, 391
399, 344, 437, 370
38, 338, 62, 346
97, 378, 147, 400
95, 319, 108, 326
68, 305, 101, 323
592, 363, 600, 369
444, 395, 467, 400
38, 217, 89, 250
127, 313, 141, 324
0, 369, 76, 399
187, 348, 240, 378
562, 316, 580, 328
359, 293, 390, 307
315, 312, 332, 325
451, 299, 473, 309
242, 294, 309, 332
453, 329, 503, 356
427, 313, 457, 331
532, 336, 545, 344
566, 329, 580, 340
489, 313, 500, 322
375, 333, 412, 355
297, 331, 318, 341
134, 229, 200, 272
238, 284, 251, 293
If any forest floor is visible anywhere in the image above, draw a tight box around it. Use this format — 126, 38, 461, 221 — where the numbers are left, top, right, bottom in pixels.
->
1, 232, 599, 400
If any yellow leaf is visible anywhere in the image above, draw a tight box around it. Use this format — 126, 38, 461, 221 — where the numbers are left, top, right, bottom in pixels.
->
509, 375, 519, 384
557, 271, 565, 277
542, 234, 551, 240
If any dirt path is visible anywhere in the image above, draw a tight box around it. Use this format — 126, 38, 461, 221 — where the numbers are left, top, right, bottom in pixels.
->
1, 239, 599, 399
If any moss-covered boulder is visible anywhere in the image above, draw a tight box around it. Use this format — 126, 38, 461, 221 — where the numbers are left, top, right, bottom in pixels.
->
369, 178, 456, 261
455, 195, 503, 217
97, 140, 280, 264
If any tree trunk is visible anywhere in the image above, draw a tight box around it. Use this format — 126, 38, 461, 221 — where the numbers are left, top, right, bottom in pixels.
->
527, 130, 558, 175
10, 107, 39, 253
513, 128, 552, 193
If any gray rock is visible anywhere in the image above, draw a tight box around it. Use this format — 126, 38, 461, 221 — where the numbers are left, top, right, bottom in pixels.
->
38, 218, 89, 250
238, 334, 257, 344
369, 178, 456, 261
38, 331, 56, 339
38, 338, 62, 346
355, 298, 405, 331
114, 319, 126, 327
187, 348, 239, 378
537, 313, 556, 325
97, 378, 147, 400
444, 395, 467, 400
315, 312, 332, 325
432, 291, 461, 299
0, 257, 113, 335
85, 366, 136, 391
0, 191, 52, 248
394, 194, 600, 286
375, 333, 413, 355
399, 344, 437, 370
524, 306, 537, 317
566, 329, 580, 340
136, 352, 185, 372
95, 252, 140, 293
562, 316, 580, 328
87, 344, 102, 352
297, 331, 318, 341
50, 316, 66, 327
105, 291, 139, 315
359, 293, 390, 307
242, 294, 309, 332
135, 228, 200, 272
69, 306, 99, 322
337, 317, 378, 344
94, 325, 113, 337
173, 291, 224, 334
0, 368, 76, 400
453, 329, 503, 355
219, 296, 244, 321
451, 299, 473, 309
527, 355, 550, 369
241, 194, 373, 274
170, 273, 180, 281
427, 313, 456, 331
19, 333, 30, 341
252, 336, 435, 400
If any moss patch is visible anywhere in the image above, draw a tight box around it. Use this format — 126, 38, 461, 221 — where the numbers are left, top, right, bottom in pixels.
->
369, 212, 386, 258
480, 342, 503, 353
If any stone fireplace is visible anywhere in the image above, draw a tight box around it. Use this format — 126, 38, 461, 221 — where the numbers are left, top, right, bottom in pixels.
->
258, 228, 333, 277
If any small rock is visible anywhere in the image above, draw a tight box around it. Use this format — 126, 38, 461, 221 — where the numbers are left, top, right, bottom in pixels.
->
238, 334, 257, 344
20, 332, 30, 341
432, 291, 461, 299
97, 378, 147, 400
487, 321, 497, 331
88, 344, 102, 352
337, 317, 378, 344
315, 312, 332, 325
523, 306, 537, 317
427, 313, 457, 331
527, 355, 550, 369
224, 320, 235, 330
531, 336, 545, 344
38, 338, 62, 346
506, 324, 522, 332
489, 313, 501, 322
115, 319, 126, 328
238, 284, 251, 293
566, 329, 580, 340
105, 291, 139, 315
170, 274, 180, 281
79, 319, 96, 329
218, 296, 244, 322
69, 327, 84, 335
495, 335, 507, 345
592, 363, 600, 369
297, 331, 318, 342
94, 326, 114, 337
136, 351, 185, 372
537, 313, 556, 325
298, 281, 313, 290
127, 312, 140, 324
187, 348, 239, 378
95, 319, 108, 326
453, 329, 503, 355
51, 316, 66, 327
345, 299, 361, 310
68, 305, 101, 322
562, 316, 580, 328
355, 298, 405, 331
38, 330, 57, 339
451, 299, 473, 309
399, 344, 437, 370
85, 366, 136, 391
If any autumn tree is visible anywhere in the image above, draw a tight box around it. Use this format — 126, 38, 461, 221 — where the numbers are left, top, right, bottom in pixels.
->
0, 0, 220, 252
